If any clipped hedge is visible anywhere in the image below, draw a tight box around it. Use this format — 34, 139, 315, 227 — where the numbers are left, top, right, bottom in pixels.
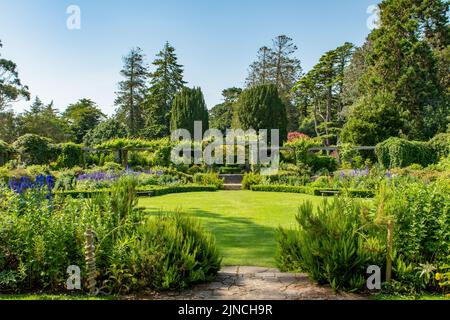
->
56, 184, 218, 198
250, 184, 374, 198
56, 143, 84, 168
375, 137, 436, 168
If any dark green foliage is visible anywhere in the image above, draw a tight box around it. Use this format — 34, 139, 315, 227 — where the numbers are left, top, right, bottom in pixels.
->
428, 133, 450, 159
138, 213, 221, 290
56, 143, 84, 168
12, 134, 55, 165
209, 88, 241, 133
308, 156, 338, 173
250, 184, 374, 198
276, 198, 384, 292
0, 139, 12, 165
343, 0, 450, 144
63, 99, 105, 144
170, 87, 209, 136
115, 47, 149, 137
83, 118, 128, 147
375, 137, 436, 168
235, 84, 287, 141
144, 42, 186, 138
294, 42, 354, 145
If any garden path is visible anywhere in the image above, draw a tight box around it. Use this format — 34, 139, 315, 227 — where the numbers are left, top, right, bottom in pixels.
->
129, 266, 365, 300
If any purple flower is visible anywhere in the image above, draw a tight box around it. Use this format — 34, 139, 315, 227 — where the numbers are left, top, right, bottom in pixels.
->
386, 170, 392, 179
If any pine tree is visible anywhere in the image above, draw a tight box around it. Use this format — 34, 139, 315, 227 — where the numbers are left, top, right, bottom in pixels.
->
245, 35, 302, 132
114, 47, 148, 137
144, 42, 186, 138
209, 87, 242, 133
170, 87, 209, 136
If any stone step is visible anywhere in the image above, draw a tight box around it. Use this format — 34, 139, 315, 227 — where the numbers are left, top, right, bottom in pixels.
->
220, 174, 244, 184
223, 184, 242, 191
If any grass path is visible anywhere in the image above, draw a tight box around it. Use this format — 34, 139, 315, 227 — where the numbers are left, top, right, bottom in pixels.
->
139, 190, 323, 267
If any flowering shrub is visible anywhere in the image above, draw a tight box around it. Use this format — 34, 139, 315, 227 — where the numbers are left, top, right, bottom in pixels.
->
287, 132, 310, 143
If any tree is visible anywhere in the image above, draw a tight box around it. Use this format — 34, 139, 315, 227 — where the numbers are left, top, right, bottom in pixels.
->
83, 118, 128, 147
115, 47, 149, 137
342, 0, 449, 144
17, 97, 70, 143
170, 87, 209, 136
0, 110, 19, 143
0, 40, 30, 110
234, 84, 287, 141
209, 87, 242, 133
246, 35, 302, 132
144, 42, 186, 139
63, 99, 105, 143
294, 43, 354, 146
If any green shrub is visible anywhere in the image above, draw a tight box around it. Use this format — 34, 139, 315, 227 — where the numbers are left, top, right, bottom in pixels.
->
250, 184, 375, 198
137, 213, 221, 290
12, 134, 56, 165
309, 155, 338, 173
242, 172, 262, 190
193, 172, 224, 189
219, 166, 244, 174
276, 198, 384, 292
0, 140, 13, 165
378, 180, 450, 293
375, 137, 436, 168
0, 176, 221, 294
428, 133, 450, 159
56, 143, 84, 168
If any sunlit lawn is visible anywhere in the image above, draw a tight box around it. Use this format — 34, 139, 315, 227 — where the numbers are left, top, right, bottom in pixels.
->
139, 190, 324, 267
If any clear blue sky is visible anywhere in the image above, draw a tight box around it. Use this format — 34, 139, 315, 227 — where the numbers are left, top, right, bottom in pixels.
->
0, 0, 381, 115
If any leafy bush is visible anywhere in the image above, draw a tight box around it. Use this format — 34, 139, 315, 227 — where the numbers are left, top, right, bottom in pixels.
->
375, 137, 436, 168
12, 134, 56, 165
308, 156, 338, 173
378, 180, 450, 293
0, 175, 221, 293
428, 133, 450, 159
56, 143, 84, 168
276, 198, 384, 292
193, 173, 224, 189
0, 140, 13, 165
242, 172, 262, 190
250, 184, 374, 198
138, 213, 221, 290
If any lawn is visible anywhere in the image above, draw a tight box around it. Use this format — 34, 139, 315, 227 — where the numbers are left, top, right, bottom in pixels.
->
139, 190, 323, 267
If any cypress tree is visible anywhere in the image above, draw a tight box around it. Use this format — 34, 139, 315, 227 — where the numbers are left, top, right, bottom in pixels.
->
234, 84, 287, 141
170, 87, 209, 136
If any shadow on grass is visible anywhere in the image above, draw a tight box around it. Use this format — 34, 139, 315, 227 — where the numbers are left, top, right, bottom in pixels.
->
143, 207, 279, 267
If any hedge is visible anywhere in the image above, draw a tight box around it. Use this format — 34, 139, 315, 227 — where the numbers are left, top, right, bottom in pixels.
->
428, 133, 450, 159
250, 184, 374, 198
56, 184, 218, 198
375, 137, 436, 168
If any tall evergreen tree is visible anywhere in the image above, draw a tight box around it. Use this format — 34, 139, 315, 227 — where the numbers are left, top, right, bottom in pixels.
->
115, 47, 149, 137
234, 84, 287, 141
342, 0, 449, 144
170, 87, 209, 136
246, 35, 302, 132
144, 42, 186, 138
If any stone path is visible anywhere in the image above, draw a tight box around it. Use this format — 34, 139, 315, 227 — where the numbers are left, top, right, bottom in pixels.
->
135, 266, 364, 300
220, 174, 243, 191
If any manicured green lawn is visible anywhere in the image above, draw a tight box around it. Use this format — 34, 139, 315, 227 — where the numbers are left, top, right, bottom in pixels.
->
139, 190, 323, 267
